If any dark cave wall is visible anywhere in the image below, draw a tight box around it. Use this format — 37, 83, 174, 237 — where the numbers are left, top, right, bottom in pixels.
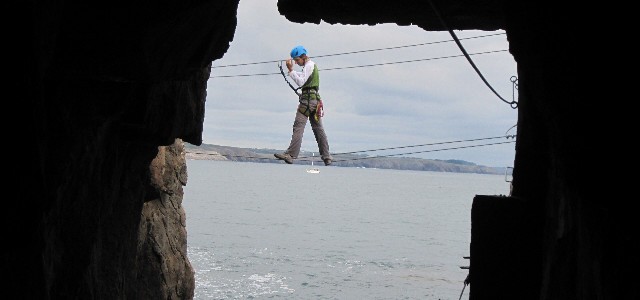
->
14, 0, 239, 299
504, 3, 632, 299
279, 1, 633, 300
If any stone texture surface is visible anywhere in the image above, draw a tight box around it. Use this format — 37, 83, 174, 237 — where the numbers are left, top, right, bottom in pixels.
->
13, 1, 239, 299
136, 140, 194, 299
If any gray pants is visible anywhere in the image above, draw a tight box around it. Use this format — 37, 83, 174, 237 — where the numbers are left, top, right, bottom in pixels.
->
285, 100, 332, 161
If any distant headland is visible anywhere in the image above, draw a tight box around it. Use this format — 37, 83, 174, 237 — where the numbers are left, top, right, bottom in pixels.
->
184, 143, 510, 176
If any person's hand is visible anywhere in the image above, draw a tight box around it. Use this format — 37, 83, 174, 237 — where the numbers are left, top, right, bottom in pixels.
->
286, 59, 293, 72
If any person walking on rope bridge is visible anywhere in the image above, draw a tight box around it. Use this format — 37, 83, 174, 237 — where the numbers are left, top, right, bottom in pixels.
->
275, 45, 333, 166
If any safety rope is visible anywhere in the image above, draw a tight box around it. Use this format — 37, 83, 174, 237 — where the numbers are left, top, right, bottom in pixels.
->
278, 61, 301, 96
459, 256, 471, 300
459, 275, 469, 300
427, 0, 518, 109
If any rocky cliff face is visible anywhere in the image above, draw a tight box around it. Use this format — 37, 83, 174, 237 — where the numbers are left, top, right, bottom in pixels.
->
137, 140, 194, 299
14, 1, 239, 299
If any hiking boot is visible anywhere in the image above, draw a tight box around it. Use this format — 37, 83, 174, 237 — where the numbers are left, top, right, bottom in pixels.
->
323, 158, 332, 166
274, 153, 293, 164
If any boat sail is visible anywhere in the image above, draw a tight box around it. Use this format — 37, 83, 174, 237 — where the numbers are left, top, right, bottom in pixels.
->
306, 153, 320, 174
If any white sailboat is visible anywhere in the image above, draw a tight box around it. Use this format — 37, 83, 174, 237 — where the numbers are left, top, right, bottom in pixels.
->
306, 153, 320, 174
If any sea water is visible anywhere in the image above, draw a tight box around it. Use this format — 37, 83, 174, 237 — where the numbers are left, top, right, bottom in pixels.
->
183, 160, 511, 299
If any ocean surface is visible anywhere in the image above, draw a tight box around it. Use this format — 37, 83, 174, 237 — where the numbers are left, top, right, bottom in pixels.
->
183, 160, 511, 300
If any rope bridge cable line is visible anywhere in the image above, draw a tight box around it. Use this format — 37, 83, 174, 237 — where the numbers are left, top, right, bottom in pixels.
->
329, 135, 514, 156
329, 140, 515, 163
322, 50, 507, 71
211, 32, 506, 68
209, 49, 509, 78
184, 135, 516, 162
185, 140, 515, 163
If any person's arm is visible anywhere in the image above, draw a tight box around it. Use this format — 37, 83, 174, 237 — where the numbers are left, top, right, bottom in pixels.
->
289, 61, 315, 87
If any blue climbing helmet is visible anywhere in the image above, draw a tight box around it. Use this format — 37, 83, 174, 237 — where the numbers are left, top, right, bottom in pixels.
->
290, 45, 307, 58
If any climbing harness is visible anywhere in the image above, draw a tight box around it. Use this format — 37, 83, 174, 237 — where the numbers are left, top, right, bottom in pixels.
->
278, 61, 301, 96
278, 61, 324, 121
297, 89, 324, 121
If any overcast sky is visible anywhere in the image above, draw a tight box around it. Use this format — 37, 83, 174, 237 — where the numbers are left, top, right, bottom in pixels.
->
203, 0, 518, 168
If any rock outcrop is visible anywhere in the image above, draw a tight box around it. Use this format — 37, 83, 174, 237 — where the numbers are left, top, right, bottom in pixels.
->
137, 140, 194, 299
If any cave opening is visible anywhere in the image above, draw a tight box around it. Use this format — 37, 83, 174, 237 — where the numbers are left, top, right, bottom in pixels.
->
182, 1, 518, 298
